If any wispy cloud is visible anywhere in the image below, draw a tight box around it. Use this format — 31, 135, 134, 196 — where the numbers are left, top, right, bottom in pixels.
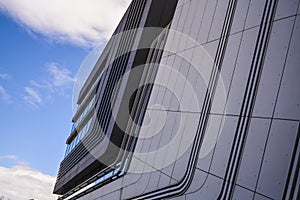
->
0, 155, 18, 160
0, 0, 131, 47
0, 85, 12, 104
23, 86, 42, 107
47, 63, 74, 87
0, 73, 11, 80
23, 63, 75, 107
0, 165, 57, 200
0, 155, 28, 166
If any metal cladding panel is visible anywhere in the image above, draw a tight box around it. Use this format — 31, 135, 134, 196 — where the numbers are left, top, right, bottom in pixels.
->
53, 0, 150, 194
54, 0, 300, 199
53, 0, 179, 196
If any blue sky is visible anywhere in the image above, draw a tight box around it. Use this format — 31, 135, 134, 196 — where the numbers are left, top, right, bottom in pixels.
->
0, 0, 130, 199
0, 12, 87, 176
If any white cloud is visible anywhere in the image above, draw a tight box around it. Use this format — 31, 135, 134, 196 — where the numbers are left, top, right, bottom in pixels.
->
0, 155, 28, 167
0, 85, 12, 103
0, 0, 131, 47
47, 63, 74, 87
0, 73, 11, 79
24, 86, 42, 107
0, 165, 57, 200
0, 155, 18, 160
23, 63, 75, 107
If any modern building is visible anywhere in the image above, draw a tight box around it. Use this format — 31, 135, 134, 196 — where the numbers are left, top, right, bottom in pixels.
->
54, 0, 300, 199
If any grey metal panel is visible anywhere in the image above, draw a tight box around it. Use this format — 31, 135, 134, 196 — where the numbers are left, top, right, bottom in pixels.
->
230, 0, 251, 34
274, 16, 300, 120
184, 169, 207, 194
253, 193, 272, 200
129, 110, 191, 180
152, 111, 179, 153
134, 110, 161, 154
78, 190, 99, 200
156, 169, 173, 189
196, 145, 213, 172
147, 62, 165, 108
178, 1, 195, 50
181, 40, 196, 63
180, 50, 201, 113
158, 112, 199, 179
171, 3, 189, 53
122, 172, 153, 199
256, 120, 298, 199
156, 55, 176, 110
171, 147, 192, 180
101, 178, 123, 197
144, 171, 162, 193
189, 0, 208, 42
208, 0, 230, 41
253, 17, 295, 118
163, 8, 181, 58
162, 55, 182, 110
172, 195, 186, 200
177, 0, 190, 7
177, 2, 191, 53
275, 0, 299, 20
211, 33, 242, 114
202, 39, 218, 62
232, 186, 254, 200
225, 27, 258, 115
197, 0, 218, 44
209, 116, 238, 179
100, 191, 120, 200
180, 0, 200, 50
169, 58, 190, 111
245, 0, 266, 29
122, 169, 142, 186
236, 118, 271, 191
185, 174, 223, 199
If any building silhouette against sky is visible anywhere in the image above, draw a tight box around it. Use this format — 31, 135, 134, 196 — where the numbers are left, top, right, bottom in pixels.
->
54, 0, 300, 199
